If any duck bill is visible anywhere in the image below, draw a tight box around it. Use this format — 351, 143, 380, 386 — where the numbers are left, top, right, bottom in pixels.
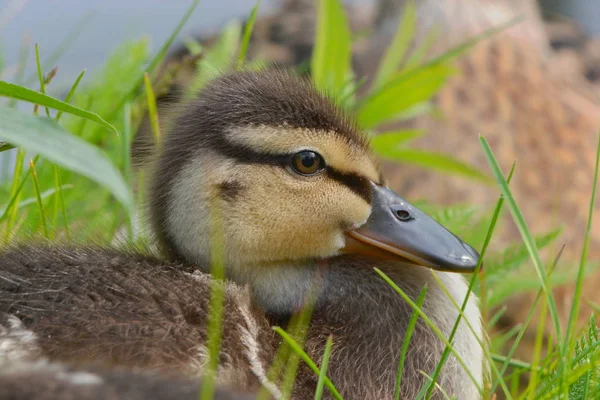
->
343, 183, 480, 273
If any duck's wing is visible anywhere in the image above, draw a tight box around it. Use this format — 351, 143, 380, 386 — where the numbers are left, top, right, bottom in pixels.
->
0, 244, 278, 396
0, 359, 255, 400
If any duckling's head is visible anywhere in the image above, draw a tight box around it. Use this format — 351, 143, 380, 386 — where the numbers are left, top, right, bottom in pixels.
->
149, 69, 478, 291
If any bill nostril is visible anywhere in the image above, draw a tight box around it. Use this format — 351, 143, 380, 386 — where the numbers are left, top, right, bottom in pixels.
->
394, 209, 413, 222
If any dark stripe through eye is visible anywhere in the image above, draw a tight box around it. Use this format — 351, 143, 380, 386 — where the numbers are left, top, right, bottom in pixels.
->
209, 140, 372, 203
326, 168, 372, 203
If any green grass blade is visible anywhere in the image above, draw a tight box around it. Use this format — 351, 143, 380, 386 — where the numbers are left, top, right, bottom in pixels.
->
478, 161, 516, 323
490, 354, 537, 372
28, 159, 48, 238
55, 69, 86, 122
3, 148, 27, 242
314, 335, 334, 400
34, 43, 51, 117
374, 269, 483, 396
372, 0, 416, 90
146, 0, 201, 79
360, 17, 522, 115
424, 162, 516, 399
479, 135, 562, 345
395, 285, 427, 400
564, 132, 600, 364
311, 0, 352, 96
143, 72, 161, 144
376, 148, 492, 184
1, 184, 73, 213
0, 143, 15, 152
0, 109, 133, 216
0, 81, 117, 134
108, 0, 200, 118
121, 102, 134, 240
413, 16, 522, 73
273, 327, 343, 400
371, 130, 424, 150
403, 28, 439, 70
280, 288, 320, 398
237, 0, 260, 67
356, 63, 454, 129
489, 246, 566, 395
53, 165, 70, 240
187, 20, 242, 97
199, 198, 226, 400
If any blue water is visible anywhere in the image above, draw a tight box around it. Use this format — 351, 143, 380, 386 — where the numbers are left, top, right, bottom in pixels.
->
1, 0, 280, 86
2, 0, 599, 87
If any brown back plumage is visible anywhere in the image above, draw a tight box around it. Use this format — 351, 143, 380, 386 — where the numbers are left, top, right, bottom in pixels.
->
0, 360, 255, 400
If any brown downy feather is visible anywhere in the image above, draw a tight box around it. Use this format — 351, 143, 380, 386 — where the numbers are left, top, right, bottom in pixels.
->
0, 360, 255, 400
0, 244, 276, 395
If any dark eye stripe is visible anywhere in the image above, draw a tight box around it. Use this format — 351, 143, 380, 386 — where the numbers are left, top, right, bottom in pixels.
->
326, 168, 372, 203
209, 139, 373, 203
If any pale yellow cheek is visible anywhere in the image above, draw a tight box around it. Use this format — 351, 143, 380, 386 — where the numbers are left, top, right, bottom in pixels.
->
223, 167, 371, 264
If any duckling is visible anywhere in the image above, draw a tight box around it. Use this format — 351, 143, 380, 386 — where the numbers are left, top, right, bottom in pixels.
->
0, 69, 484, 399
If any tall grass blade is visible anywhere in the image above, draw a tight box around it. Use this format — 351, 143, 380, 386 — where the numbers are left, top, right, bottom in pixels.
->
143, 72, 161, 144
28, 159, 48, 238
109, 0, 201, 117
403, 27, 439, 70
0, 81, 117, 134
489, 245, 565, 395
311, 0, 352, 96
314, 335, 334, 400
34, 43, 51, 117
479, 135, 562, 345
55, 69, 86, 121
273, 327, 343, 400
146, 0, 201, 79
357, 63, 454, 129
564, 132, 600, 365
187, 20, 241, 96
3, 148, 26, 242
424, 162, 516, 399
0, 184, 73, 215
371, 130, 424, 150
237, 1, 260, 68
372, 0, 416, 90
53, 165, 70, 240
375, 147, 492, 184
361, 17, 522, 113
374, 268, 483, 396
199, 198, 226, 400
0, 109, 133, 216
280, 282, 320, 398
395, 285, 427, 400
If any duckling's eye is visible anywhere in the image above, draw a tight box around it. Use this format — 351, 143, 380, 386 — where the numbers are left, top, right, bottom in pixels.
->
290, 151, 325, 175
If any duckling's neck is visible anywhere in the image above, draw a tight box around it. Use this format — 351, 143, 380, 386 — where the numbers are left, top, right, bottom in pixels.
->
242, 256, 484, 399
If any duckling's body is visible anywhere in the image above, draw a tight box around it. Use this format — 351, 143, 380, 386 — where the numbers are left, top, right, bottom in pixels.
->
0, 245, 274, 395
0, 359, 255, 400
1, 70, 484, 399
